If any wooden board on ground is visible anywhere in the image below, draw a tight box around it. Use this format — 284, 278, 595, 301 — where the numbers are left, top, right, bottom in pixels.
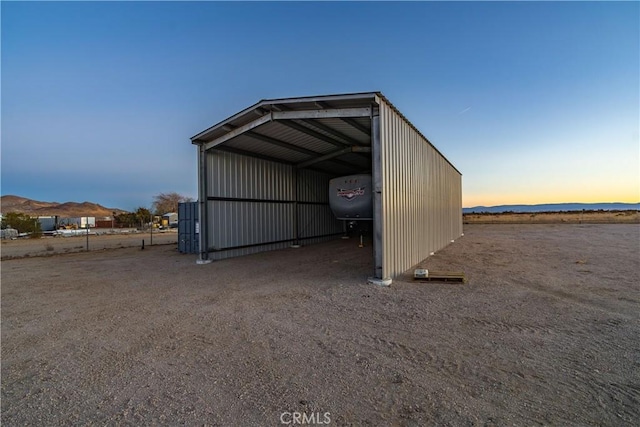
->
413, 269, 466, 284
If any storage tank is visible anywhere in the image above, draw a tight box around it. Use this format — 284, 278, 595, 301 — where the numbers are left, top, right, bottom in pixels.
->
329, 174, 373, 220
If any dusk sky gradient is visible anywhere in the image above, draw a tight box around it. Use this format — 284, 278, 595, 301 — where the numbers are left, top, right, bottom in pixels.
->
2, 1, 638, 211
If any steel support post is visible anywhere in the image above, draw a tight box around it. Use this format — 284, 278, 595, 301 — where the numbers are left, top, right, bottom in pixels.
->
370, 110, 386, 283
197, 144, 211, 264
293, 167, 300, 246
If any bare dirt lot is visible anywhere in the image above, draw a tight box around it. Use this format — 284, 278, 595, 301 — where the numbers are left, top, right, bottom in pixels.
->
2, 224, 639, 425
463, 210, 640, 224
1, 230, 178, 260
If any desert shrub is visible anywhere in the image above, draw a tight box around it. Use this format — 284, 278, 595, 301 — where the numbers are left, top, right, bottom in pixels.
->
2, 212, 42, 237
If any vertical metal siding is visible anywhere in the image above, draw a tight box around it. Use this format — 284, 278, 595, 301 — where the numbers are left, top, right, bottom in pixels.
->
296, 168, 343, 239
178, 202, 199, 254
378, 100, 463, 279
297, 169, 330, 203
208, 151, 294, 200
205, 150, 342, 260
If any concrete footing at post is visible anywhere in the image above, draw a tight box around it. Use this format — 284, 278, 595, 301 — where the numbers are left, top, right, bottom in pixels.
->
367, 277, 392, 287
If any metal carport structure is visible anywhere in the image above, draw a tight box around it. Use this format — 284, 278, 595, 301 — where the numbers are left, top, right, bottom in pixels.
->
191, 92, 462, 285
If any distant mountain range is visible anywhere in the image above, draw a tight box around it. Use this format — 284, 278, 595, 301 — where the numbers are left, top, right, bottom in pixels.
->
3, 195, 637, 217
463, 202, 640, 214
0, 195, 127, 217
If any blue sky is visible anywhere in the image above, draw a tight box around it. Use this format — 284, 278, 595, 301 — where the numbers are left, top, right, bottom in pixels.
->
2, 1, 638, 210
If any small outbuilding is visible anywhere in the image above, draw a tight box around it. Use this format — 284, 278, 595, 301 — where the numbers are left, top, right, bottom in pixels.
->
191, 92, 462, 285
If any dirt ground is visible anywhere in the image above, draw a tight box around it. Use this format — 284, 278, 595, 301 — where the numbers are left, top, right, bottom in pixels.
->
463, 210, 639, 224
2, 224, 639, 425
1, 230, 178, 260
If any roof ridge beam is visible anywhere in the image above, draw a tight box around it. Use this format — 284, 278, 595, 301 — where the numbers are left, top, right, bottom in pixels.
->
261, 92, 377, 106
272, 107, 370, 120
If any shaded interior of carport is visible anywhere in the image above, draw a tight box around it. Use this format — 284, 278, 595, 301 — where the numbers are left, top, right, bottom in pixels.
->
191, 93, 382, 278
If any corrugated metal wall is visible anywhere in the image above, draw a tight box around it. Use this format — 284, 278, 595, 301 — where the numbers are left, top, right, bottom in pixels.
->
178, 202, 199, 254
296, 169, 343, 240
205, 150, 343, 260
378, 99, 463, 279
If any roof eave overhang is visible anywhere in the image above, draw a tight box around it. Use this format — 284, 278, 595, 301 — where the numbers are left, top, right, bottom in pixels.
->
190, 92, 380, 144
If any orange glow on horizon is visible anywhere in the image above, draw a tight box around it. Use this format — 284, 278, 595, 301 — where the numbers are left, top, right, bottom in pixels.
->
463, 194, 640, 208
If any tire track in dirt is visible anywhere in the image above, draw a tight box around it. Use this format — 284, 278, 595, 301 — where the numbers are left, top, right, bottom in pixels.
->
460, 316, 554, 336
542, 356, 640, 424
515, 282, 638, 319
361, 333, 470, 379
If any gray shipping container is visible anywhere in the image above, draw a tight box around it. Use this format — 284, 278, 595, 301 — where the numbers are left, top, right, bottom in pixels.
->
178, 202, 199, 254
37, 216, 58, 232
190, 92, 462, 285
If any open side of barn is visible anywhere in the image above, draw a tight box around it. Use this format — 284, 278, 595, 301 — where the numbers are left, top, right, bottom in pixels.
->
191, 92, 462, 284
